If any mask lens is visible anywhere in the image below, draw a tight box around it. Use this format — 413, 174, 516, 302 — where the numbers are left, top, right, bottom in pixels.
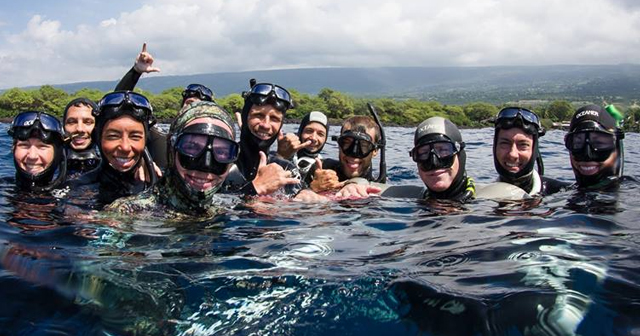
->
176, 134, 209, 157
128, 93, 153, 110
412, 141, 457, 162
184, 84, 213, 101
588, 132, 615, 151
251, 84, 274, 96
12, 112, 39, 128
496, 108, 541, 128
274, 85, 292, 103
249, 83, 293, 110
338, 135, 375, 159
211, 137, 239, 163
100, 93, 125, 107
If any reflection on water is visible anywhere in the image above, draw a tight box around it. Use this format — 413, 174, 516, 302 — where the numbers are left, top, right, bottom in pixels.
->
0, 124, 639, 335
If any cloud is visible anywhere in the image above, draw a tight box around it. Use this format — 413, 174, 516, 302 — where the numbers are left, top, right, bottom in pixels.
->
1, 0, 640, 89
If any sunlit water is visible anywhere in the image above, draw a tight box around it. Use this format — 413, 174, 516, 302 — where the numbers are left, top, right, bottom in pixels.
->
0, 123, 639, 336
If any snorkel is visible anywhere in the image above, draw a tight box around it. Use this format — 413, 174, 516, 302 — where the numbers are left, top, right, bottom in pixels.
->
367, 103, 387, 183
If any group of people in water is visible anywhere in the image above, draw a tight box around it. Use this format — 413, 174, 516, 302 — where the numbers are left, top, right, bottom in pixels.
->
9, 45, 628, 217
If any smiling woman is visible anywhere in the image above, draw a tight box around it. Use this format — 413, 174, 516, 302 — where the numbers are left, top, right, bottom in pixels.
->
8, 111, 67, 192
70, 91, 158, 208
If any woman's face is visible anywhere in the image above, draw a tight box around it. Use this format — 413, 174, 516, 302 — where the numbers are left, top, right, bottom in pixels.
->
101, 115, 146, 172
14, 138, 55, 175
175, 117, 233, 191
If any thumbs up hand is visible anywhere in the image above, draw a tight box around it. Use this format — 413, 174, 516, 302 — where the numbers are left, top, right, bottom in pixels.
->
310, 158, 344, 193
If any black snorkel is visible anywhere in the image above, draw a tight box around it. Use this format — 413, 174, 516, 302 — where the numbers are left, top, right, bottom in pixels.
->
367, 103, 387, 183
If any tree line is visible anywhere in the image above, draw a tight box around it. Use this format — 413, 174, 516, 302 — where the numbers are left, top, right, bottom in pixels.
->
1, 85, 639, 131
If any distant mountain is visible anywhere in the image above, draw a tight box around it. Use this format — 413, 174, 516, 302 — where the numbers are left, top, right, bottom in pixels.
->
28, 65, 640, 104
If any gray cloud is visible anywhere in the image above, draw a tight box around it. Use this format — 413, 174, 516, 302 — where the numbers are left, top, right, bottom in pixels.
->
1, 0, 640, 88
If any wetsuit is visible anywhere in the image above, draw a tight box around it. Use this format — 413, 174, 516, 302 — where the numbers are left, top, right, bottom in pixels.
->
498, 170, 569, 197
65, 145, 100, 178
288, 111, 329, 185
71, 155, 152, 208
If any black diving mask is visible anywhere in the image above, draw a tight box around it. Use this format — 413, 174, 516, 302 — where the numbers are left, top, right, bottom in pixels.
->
9, 112, 65, 144
333, 131, 378, 159
97, 91, 156, 126
175, 123, 239, 174
182, 84, 214, 102
410, 138, 463, 172
565, 130, 616, 162
245, 83, 293, 112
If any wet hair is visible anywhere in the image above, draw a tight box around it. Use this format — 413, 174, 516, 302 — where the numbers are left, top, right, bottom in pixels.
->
341, 116, 381, 143
63, 97, 98, 122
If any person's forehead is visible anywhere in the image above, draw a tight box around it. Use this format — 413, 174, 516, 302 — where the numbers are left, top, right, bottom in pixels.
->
17, 138, 48, 146
250, 104, 283, 116
304, 122, 325, 131
498, 127, 533, 140
343, 123, 374, 135
186, 117, 233, 136
104, 115, 144, 130
66, 105, 94, 118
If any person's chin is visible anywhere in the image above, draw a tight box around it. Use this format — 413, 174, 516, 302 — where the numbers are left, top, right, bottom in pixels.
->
184, 174, 220, 191
23, 164, 45, 175
253, 131, 273, 141
109, 156, 138, 172
575, 162, 601, 176
71, 137, 91, 150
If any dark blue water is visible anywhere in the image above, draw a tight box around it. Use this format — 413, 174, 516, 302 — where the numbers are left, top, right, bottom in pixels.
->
1, 123, 639, 336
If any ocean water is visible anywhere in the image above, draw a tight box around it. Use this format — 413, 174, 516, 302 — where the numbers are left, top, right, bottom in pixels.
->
0, 123, 639, 336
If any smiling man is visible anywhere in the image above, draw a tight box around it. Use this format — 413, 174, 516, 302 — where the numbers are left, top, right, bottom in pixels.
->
63, 98, 101, 176
223, 80, 302, 196
493, 107, 567, 196
565, 104, 625, 190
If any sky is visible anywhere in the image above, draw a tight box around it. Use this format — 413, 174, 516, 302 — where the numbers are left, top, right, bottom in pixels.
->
1, 0, 640, 89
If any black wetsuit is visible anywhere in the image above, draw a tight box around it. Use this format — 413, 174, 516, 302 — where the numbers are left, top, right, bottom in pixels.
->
65, 145, 100, 178
115, 67, 142, 91
69, 157, 151, 209
498, 172, 569, 197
